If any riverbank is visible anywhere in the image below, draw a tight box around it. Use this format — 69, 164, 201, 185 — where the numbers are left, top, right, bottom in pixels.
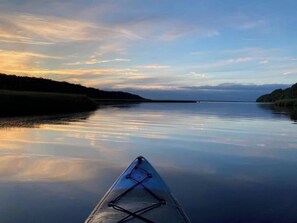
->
0, 90, 97, 117
0, 90, 197, 117
0, 73, 198, 117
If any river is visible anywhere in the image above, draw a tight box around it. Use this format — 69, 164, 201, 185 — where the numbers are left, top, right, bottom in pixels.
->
0, 102, 296, 223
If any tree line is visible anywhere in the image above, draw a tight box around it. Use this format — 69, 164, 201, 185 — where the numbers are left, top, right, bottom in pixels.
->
256, 83, 297, 102
0, 73, 144, 100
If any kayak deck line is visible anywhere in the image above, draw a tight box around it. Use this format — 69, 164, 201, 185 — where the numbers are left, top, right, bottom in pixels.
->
107, 156, 166, 223
85, 156, 191, 223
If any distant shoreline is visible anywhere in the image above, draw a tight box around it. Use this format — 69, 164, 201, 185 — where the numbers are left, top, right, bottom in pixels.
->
197, 100, 254, 103
95, 99, 258, 104
94, 99, 197, 104
0, 90, 199, 117
1, 89, 272, 118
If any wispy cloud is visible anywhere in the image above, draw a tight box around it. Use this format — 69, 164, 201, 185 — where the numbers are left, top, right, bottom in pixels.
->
137, 65, 171, 69
0, 49, 62, 59
0, 49, 62, 71
238, 20, 266, 30
0, 66, 151, 87
188, 72, 207, 79
226, 57, 254, 63
0, 13, 142, 45
0, 25, 52, 45
98, 43, 127, 55
191, 48, 279, 58
157, 22, 219, 41
65, 58, 130, 66
222, 13, 267, 30
282, 70, 297, 76
259, 60, 269, 64
194, 57, 255, 71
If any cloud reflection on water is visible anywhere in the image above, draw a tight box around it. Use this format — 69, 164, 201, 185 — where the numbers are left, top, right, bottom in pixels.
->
0, 112, 94, 128
0, 154, 118, 182
0, 103, 297, 223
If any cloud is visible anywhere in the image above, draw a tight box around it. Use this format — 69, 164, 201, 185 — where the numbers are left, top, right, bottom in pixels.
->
222, 13, 267, 30
1, 66, 154, 89
259, 60, 269, 64
0, 22, 52, 45
226, 57, 254, 63
238, 20, 266, 30
105, 15, 221, 43
0, 13, 142, 45
0, 49, 62, 59
98, 43, 127, 55
283, 72, 292, 76
1, 2, 217, 44
282, 70, 297, 76
65, 58, 130, 66
0, 49, 62, 71
137, 65, 171, 69
157, 23, 219, 41
191, 48, 280, 58
0, 1, 295, 91
189, 72, 207, 78
194, 57, 255, 71
190, 48, 297, 78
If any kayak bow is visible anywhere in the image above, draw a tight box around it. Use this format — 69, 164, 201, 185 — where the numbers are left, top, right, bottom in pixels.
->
85, 156, 191, 223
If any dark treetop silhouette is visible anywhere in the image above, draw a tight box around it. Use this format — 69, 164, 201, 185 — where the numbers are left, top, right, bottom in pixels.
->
256, 83, 297, 103
0, 73, 146, 116
0, 73, 144, 100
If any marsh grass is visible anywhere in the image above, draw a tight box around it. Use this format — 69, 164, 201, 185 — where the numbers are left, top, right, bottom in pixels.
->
0, 90, 97, 116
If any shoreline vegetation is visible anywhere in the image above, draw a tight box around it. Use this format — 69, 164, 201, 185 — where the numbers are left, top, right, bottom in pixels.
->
0, 73, 144, 100
0, 73, 141, 117
256, 83, 297, 107
0, 90, 97, 117
0, 73, 196, 117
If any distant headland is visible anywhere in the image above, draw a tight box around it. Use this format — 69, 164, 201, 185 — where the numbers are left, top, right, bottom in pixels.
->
0, 73, 196, 117
0, 73, 145, 116
256, 83, 297, 107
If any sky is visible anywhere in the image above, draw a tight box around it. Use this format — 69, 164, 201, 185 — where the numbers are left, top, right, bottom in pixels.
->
0, 0, 296, 100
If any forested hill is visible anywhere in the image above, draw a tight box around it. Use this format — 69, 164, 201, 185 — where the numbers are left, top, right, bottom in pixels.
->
0, 73, 144, 100
256, 83, 297, 102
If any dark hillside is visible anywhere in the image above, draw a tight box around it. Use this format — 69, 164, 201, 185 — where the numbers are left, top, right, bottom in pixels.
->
0, 90, 97, 116
256, 83, 297, 102
0, 73, 144, 100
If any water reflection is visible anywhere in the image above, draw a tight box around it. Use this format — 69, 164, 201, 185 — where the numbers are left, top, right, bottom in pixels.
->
0, 158, 123, 223
0, 111, 94, 128
272, 106, 297, 122
0, 103, 297, 223
258, 103, 297, 122
0, 154, 118, 182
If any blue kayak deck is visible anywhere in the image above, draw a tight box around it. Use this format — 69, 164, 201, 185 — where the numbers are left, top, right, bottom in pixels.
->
85, 156, 191, 223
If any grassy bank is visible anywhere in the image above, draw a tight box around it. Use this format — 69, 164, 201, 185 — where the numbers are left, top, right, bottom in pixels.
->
274, 99, 297, 107
0, 90, 97, 117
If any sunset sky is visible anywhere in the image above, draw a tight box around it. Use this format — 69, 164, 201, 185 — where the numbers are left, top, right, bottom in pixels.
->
0, 0, 296, 99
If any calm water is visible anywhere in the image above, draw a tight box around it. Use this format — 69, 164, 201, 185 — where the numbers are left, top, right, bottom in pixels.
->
0, 102, 297, 223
